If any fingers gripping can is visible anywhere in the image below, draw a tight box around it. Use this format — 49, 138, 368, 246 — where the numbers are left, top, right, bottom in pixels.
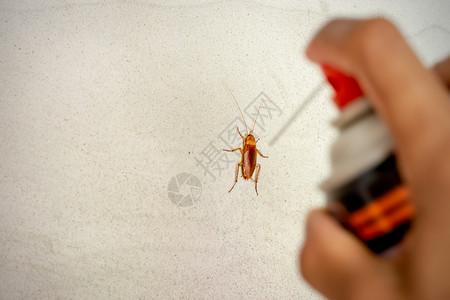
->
320, 65, 414, 254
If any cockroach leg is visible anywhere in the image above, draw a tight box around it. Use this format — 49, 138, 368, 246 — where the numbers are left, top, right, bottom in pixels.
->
254, 164, 261, 196
237, 127, 244, 139
257, 149, 268, 158
228, 162, 243, 193
223, 148, 243, 154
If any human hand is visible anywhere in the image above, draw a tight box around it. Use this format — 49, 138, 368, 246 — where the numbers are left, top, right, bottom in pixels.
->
300, 18, 450, 300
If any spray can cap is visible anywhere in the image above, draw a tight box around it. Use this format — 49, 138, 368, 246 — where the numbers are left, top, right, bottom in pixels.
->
322, 65, 364, 109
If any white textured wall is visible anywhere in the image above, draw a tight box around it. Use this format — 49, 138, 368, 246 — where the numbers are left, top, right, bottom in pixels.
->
0, 1, 449, 299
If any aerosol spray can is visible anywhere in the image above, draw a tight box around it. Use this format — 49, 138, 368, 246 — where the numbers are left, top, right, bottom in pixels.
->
320, 65, 415, 254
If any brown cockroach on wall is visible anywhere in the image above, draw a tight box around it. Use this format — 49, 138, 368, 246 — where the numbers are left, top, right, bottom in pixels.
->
223, 84, 268, 196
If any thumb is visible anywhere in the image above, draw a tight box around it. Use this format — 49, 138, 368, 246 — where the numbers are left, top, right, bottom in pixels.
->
300, 210, 400, 300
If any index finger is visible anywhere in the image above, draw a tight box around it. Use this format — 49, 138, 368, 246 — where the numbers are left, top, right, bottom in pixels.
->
306, 18, 450, 187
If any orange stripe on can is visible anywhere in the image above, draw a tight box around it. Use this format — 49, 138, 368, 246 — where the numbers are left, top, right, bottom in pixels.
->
348, 186, 410, 227
358, 203, 415, 241
347, 186, 413, 241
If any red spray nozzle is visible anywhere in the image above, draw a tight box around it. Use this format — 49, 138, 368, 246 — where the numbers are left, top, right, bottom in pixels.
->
321, 65, 364, 109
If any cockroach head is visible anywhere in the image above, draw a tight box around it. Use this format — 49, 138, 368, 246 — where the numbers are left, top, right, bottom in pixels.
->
246, 134, 256, 146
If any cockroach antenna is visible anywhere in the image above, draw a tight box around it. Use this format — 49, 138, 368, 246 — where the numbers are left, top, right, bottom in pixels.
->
223, 82, 249, 135
250, 99, 266, 134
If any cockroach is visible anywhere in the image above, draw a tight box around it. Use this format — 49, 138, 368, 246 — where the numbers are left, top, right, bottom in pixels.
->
223, 84, 268, 196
